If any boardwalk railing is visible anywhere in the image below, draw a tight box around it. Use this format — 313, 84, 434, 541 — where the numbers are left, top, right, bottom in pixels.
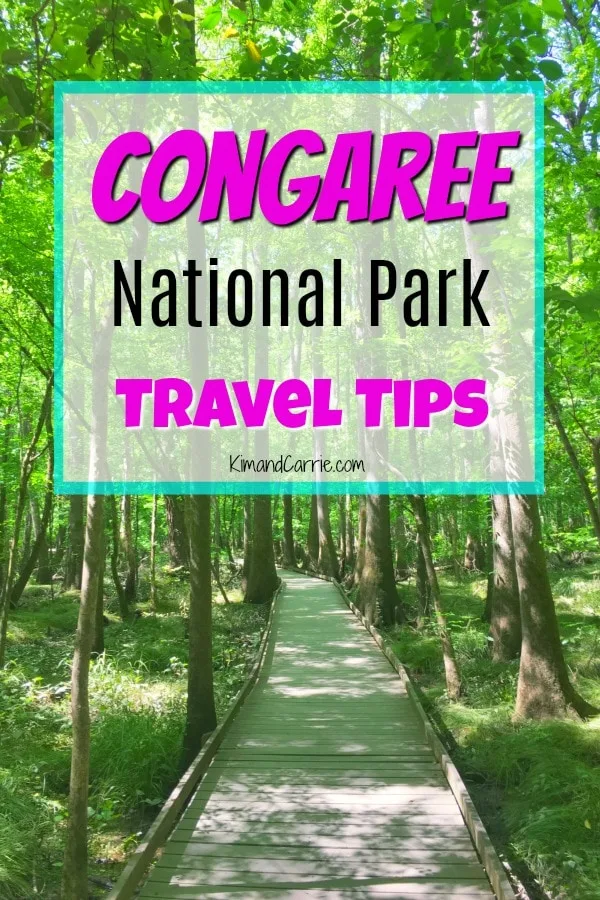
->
106, 580, 282, 900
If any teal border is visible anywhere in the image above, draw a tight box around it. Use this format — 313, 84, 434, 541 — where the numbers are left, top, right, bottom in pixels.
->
54, 80, 544, 496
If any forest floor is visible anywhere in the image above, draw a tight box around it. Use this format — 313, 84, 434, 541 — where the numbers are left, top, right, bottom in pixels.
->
0, 561, 268, 900
383, 561, 600, 900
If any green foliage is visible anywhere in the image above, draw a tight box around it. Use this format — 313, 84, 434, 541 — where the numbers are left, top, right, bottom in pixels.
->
386, 565, 600, 900
0, 571, 267, 897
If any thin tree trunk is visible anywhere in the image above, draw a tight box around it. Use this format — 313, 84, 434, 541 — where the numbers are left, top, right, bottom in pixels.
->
164, 495, 190, 568
241, 496, 252, 592
108, 495, 129, 621
120, 494, 137, 606
150, 493, 158, 610
64, 495, 84, 590
345, 494, 355, 571
282, 494, 295, 568
353, 496, 367, 586
411, 496, 461, 700
511, 494, 596, 719
30, 494, 52, 584
546, 388, 600, 546
61, 494, 103, 899
181, 496, 217, 766
416, 534, 431, 627
91, 528, 105, 658
307, 494, 319, 569
317, 493, 339, 579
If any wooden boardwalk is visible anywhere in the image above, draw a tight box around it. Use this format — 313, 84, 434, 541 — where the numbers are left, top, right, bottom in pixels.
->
139, 571, 497, 899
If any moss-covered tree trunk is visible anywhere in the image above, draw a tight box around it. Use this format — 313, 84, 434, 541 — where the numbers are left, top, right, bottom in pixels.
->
317, 494, 339, 579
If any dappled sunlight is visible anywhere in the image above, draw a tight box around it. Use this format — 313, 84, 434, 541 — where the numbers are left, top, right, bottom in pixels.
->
140, 571, 492, 898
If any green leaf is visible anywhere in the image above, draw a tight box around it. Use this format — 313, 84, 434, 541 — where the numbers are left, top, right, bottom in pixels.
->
2, 49, 29, 67
230, 7, 247, 24
158, 14, 173, 36
1, 74, 35, 117
539, 58, 564, 80
542, 0, 564, 19
201, 8, 222, 29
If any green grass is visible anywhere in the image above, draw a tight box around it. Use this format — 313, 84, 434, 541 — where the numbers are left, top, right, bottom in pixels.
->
0, 566, 267, 899
385, 563, 600, 900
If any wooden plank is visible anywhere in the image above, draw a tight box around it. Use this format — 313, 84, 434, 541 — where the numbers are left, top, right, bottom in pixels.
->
139, 884, 497, 899
157, 843, 480, 864
168, 830, 475, 849
146, 861, 487, 882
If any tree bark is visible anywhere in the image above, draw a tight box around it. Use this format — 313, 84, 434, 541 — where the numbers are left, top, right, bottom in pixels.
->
164, 495, 190, 568
358, 495, 401, 626
150, 493, 158, 610
306, 494, 319, 569
411, 496, 461, 699
181, 496, 217, 766
64, 495, 84, 590
61, 494, 103, 900
30, 494, 52, 584
245, 496, 279, 604
345, 494, 355, 571
546, 388, 600, 546
120, 494, 137, 606
317, 493, 339, 579
282, 494, 295, 568
511, 493, 596, 719
489, 494, 521, 661
416, 534, 431, 627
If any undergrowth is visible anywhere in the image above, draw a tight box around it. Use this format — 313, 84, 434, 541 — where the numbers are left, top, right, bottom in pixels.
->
385, 563, 600, 900
0, 565, 267, 899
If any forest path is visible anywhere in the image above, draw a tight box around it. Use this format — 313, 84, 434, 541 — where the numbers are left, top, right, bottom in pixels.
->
139, 570, 495, 899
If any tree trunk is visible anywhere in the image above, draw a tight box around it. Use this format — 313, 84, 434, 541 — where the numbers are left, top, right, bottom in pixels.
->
394, 502, 409, 578
91, 527, 105, 658
416, 534, 431, 626
353, 496, 367, 586
108, 495, 129, 621
511, 494, 596, 719
64, 495, 84, 590
181, 496, 217, 766
164, 495, 190, 568
282, 494, 295, 568
345, 495, 355, 571
150, 493, 158, 610
338, 495, 347, 571
120, 494, 137, 606
245, 496, 279, 604
317, 493, 339, 579
306, 494, 319, 569
241, 496, 252, 592
411, 496, 461, 699
546, 388, 600, 547
358, 495, 401, 626
30, 494, 52, 584
489, 494, 521, 661
61, 494, 103, 900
